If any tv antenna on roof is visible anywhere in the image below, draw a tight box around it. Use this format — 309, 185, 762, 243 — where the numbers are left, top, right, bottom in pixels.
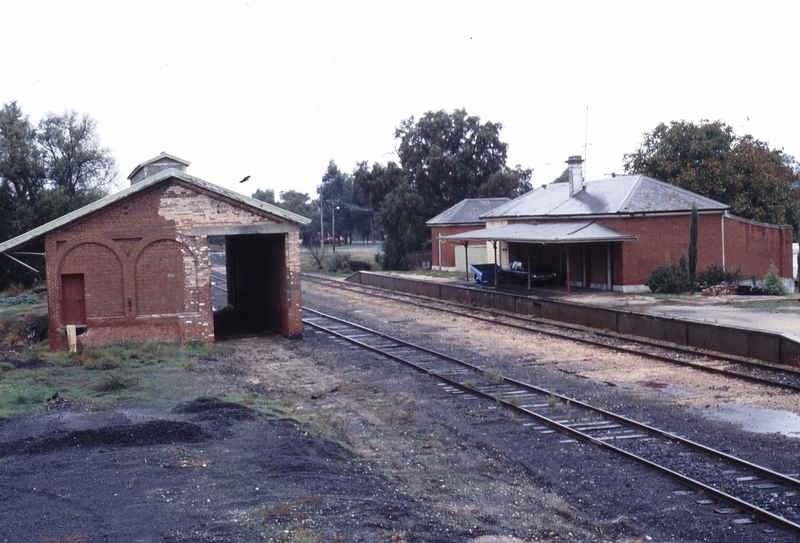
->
583, 105, 589, 181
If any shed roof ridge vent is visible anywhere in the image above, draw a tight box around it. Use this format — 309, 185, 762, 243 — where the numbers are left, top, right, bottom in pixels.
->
128, 152, 191, 185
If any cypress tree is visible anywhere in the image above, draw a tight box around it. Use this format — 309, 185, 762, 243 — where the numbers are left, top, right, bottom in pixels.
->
688, 203, 699, 293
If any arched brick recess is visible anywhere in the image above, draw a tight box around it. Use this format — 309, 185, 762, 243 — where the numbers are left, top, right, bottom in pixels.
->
135, 240, 188, 316
59, 242, 125, 318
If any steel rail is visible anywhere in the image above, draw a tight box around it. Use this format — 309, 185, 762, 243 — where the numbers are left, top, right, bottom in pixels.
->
304, 306, 800, 490
303, 306, 800, 534
304, 272, 800, 373
302, 274, 800, 392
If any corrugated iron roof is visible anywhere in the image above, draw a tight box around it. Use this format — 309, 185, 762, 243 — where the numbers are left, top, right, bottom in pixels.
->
441, 220, 637, 244
426, 198, 511, 226
482, 175, 729, 219
0, 168, 311, 254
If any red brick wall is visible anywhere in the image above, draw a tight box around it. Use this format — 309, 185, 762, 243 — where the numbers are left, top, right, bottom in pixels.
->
604, 214, 725, 288
430, 225, 489, 267
723, 215, 793, 278
135, 240, 186, 315
45, 179, 302, 349
63, 185, 174, 233
45, 230, 212, 350
432, 211, 791, 291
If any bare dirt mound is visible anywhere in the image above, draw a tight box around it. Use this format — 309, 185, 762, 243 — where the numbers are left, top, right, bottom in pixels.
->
174, 395, 258, 421
0, 394, 468, 542
0, 419, 206, 457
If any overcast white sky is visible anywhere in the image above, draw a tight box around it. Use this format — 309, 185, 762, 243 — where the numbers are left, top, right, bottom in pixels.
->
1, 1, 797, 201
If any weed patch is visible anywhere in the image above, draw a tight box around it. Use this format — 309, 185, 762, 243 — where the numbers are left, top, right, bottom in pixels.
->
0, 340, 222, 418
484, 369, 504, 385
95, 372, 139, 392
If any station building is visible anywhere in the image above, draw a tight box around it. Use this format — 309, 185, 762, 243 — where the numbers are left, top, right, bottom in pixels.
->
0, 153, 311, 349
439, 156, 794, 292
427, 197, 509, 272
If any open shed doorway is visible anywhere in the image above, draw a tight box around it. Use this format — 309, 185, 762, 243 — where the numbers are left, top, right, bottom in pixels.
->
211, 234, 286, 339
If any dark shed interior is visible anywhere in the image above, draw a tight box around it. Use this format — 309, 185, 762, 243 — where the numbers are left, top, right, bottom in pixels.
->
214, 234, 286, 338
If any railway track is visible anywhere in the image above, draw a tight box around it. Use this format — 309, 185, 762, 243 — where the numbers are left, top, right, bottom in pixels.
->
301, 273, 800, 393
302, 306, 800, 535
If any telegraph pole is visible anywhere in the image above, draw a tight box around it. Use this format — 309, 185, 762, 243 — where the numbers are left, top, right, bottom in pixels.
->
319, 199, 324, 251
331, 200, 336, 253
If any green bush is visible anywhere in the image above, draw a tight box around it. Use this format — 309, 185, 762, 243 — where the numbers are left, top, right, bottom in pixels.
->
76, 349, 122, 370
0, 293, 41, 307
350, 260, 373, 272
761, 262, 788, 295
323, 252, 353, 274
645, 253, 691, 294
696, 264, 743, 290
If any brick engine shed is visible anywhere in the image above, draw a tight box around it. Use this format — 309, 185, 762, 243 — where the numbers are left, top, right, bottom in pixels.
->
0, 153, 311, 350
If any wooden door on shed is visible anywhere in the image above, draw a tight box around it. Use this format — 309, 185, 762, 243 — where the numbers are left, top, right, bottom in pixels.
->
61, 274, 86, 325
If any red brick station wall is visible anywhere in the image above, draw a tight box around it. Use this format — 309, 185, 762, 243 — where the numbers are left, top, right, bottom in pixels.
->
502, 213, 793, 292
604, 214, 725, 288
606, 213, 793, 288
431, 225, 488, 268
723, 215, 794, 279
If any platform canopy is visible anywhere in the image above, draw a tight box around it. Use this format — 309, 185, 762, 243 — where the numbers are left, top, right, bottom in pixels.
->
441, 220, 637, 244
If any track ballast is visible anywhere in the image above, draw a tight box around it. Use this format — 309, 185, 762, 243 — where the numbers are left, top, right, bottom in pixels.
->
303, 305, 800, 535
302, 273, 800, 393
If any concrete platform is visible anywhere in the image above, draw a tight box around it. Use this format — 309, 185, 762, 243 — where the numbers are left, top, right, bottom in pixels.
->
347, 271, 800, 365
379, 272, 800, 339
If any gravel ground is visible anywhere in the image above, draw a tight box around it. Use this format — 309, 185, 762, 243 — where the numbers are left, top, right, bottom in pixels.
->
1, 279, 800, 542
299, 281, 800, 542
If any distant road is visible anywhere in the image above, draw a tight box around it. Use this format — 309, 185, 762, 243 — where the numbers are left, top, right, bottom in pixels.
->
301, 243, 380, 254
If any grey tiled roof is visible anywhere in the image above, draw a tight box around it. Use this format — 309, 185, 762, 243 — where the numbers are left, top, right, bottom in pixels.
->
482, 175, 728, 220
426, 198, 511, 226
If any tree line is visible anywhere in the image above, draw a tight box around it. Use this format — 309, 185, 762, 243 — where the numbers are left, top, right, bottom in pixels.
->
261, 113, 800, 272
251, 160, 375, 248
623, 120, 800, 228
256, 108, 533, 270
0, 101, 116, 288
3, 100, 799, 285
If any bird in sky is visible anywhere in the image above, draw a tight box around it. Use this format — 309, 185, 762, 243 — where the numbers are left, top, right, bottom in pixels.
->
239, 175, 250, 183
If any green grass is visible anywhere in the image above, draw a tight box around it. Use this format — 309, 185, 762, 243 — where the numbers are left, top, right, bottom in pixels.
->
727, 296, 800, 311
284, 407, 351, 450
340, 249, 377, 262
389, 269, 465, 280
0, 340, 223, 419
300, 245, 381, 274
0, 284, 48, 321
0, 302, 48, 321
222, 390, 288, 418
300, 251, 323, 272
